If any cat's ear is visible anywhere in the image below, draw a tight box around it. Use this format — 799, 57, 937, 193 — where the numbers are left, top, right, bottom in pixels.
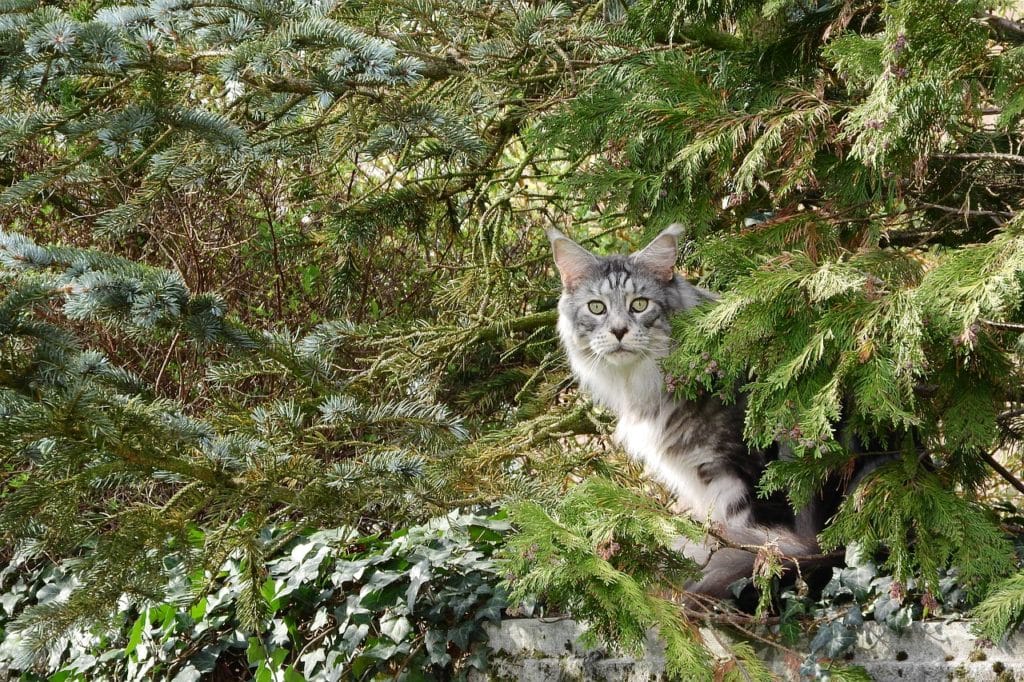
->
632, 223, 683, 282
547, 228, 598, 290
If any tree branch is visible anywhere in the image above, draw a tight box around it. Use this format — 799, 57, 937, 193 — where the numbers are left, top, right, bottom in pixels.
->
983, 12, 1024, 43
980, 450, 1024, 497
651, 24, 747, 51
471, 309, 558, 344
980, 318, 1024, 332
939, 152, 1024, 166
919, 202, 1014, 219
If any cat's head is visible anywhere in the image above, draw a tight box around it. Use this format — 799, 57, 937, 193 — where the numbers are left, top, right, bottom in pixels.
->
547, 224, 712, 368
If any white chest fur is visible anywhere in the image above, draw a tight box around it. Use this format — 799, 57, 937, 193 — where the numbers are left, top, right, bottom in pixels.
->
560, 317, 750, 524
614, 410, 750, 525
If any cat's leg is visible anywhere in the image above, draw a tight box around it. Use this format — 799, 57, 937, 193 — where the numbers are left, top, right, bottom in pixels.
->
675, 525, 821, 599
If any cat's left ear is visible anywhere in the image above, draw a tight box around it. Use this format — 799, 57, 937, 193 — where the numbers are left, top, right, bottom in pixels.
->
632, 223, 683, 282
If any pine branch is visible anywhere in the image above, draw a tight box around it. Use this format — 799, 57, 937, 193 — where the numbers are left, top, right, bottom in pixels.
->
651, 25, 746, 51
471, 309, 558, 344
153, 50, 461, 85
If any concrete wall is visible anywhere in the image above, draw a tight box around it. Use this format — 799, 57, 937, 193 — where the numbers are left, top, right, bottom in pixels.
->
475, 618, 1024, 681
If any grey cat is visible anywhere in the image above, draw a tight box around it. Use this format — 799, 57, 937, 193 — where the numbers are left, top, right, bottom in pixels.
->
548, 224, 821, 596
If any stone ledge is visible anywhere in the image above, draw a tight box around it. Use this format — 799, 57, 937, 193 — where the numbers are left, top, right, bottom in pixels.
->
475, 618, 1024, 681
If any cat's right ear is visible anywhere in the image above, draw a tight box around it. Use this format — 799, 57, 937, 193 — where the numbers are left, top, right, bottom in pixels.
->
547, 228, 597, 290
632, 223, 684, 282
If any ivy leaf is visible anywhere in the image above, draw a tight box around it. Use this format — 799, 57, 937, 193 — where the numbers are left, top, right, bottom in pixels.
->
475, 597, 504, 624
821, 572, 851, 600
361, 569, 403, 593
838, 563, 877, 601
873, 596, 900, 623
413, 545, 454, 564
447, 620, 476, 651
270, 619, 290, 646
170, 665, 202, 682
311, 608, 330, 630
246, 638, 267, 665
405, 560, 430, 610
299, 646, 326, 677
466, 644, 490, 670
331, 557, 376, 585
0, 585, 24, 615
809, 621, 856, 659
380, 613, 412, 643
888, 606, 914, 632
190, 646, 220, 673
339, 623, 369, 656
125, 614, 146, 656
362, 637, 399, 660
425, 629, 451, 667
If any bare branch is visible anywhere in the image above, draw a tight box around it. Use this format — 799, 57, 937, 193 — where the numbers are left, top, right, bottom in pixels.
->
981, 318, 1024, 332
980, 450, 1024, 497
984, 12, 1024, 43
919, 203, 1014, 219
939, 152, 1024, 166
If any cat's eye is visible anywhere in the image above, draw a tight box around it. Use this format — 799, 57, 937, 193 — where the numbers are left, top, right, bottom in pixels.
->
630, 298, 649, 313
587, 300, 606, 315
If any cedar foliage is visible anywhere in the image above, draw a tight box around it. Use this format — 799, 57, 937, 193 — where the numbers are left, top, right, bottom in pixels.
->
3, 0, 1024, 677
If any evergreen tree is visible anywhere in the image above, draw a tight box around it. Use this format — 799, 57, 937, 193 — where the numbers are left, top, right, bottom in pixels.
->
4, 0, 1024, 678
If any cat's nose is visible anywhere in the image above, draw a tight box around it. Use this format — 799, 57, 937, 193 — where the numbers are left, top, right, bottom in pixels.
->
611, 327, 628, 340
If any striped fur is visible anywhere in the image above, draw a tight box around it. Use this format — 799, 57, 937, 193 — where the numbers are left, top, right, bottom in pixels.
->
548, 225, 821, 596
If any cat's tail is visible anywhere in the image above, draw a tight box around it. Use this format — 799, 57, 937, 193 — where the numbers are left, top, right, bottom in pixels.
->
679, 446, 894, 600
675, 524, 826, 599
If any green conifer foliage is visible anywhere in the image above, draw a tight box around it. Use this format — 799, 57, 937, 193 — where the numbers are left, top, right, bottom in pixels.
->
505, 478, 776, 681
4, 0, 1024, 676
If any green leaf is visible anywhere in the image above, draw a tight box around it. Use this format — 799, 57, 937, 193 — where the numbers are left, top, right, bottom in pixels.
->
261, 578, 283, 613
125, 614, 146, 657
425, 629, 451, 667
350, 654, 375, 678
246, 638, 267, 665
189, 597, 207, 621
447, 621, 476, 651
270, 646, 289, 669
